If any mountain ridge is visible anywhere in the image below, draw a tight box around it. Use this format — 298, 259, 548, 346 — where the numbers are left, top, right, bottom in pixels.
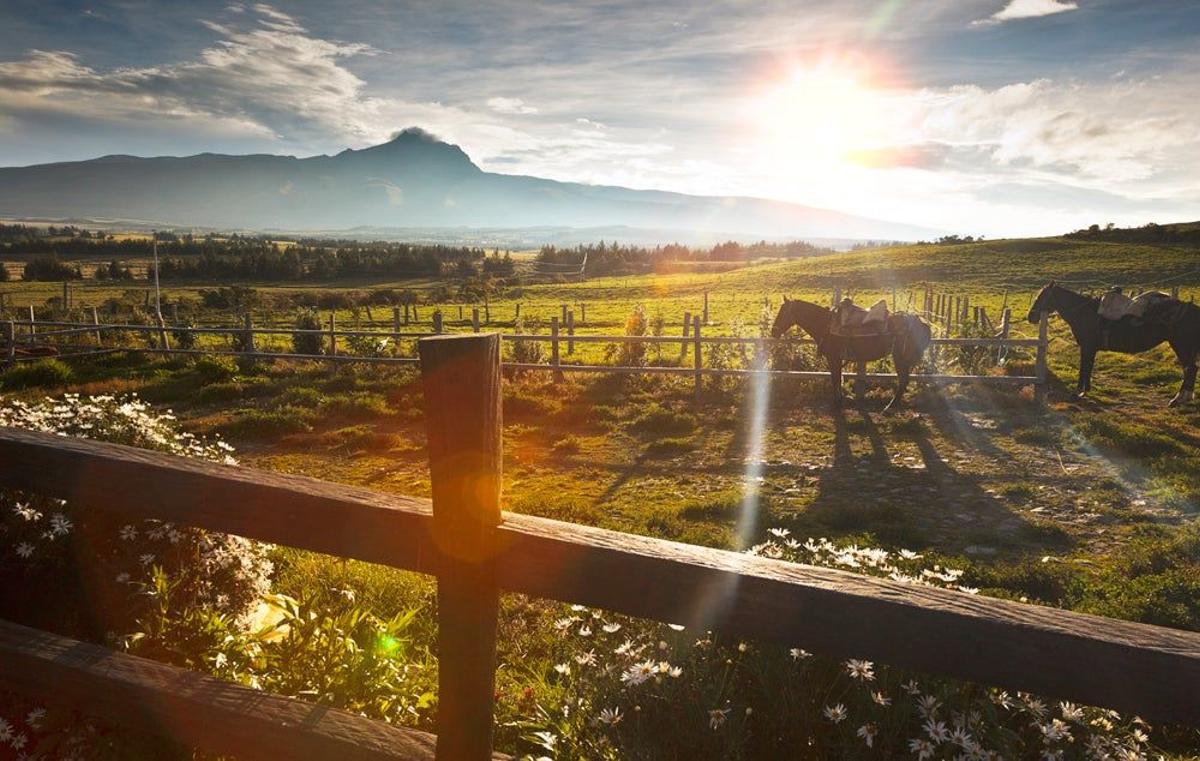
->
0, 127, 937, 241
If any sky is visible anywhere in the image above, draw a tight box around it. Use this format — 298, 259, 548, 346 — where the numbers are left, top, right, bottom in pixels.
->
1, 0, 1198, 237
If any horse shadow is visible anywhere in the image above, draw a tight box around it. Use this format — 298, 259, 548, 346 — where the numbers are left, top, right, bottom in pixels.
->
795, 405, 1060, 555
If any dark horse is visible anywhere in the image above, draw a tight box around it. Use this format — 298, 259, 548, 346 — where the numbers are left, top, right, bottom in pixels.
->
771, 297, 932, 409
1027, 281, 1199, 406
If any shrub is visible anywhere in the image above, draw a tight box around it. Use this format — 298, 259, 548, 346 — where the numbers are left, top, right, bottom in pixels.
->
629, 403, 696, 436
551, 434, 582, 455
22, 255, 82, 281
292, 310, 325, 356
604, 305, 648, 366
191, 355, 237, 383
506, 316, 545, 369
0, 358, 73, 390
197, 381, 245, 404
219, 406, 316, 439
644, 436, 696, 457
324, 392, 390, 420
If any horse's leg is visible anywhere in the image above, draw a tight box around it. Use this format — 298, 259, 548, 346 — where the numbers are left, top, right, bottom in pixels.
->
885, 356, 910, 412
1169, 343, 1197, 407
854, 360, 867, 404
826, 351, 844, 406
1077, 345, 1097, 396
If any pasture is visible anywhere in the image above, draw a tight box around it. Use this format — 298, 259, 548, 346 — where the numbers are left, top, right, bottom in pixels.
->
3, 234, 1200, 757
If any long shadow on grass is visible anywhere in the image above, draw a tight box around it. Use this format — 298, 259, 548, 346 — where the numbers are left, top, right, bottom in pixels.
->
798, 407, 1064, 554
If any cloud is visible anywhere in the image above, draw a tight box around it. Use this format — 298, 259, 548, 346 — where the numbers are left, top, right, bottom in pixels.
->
975, 0, 1078, 25
486, 96, 538, 115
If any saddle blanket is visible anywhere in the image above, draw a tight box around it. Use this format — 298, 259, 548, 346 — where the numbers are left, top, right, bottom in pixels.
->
833, 299, 889, 336
1098, 290, 1170, 321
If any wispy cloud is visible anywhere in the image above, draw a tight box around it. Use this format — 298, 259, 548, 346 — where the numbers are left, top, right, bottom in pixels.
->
975, 0, 1078, 26
486, 97, 538, 115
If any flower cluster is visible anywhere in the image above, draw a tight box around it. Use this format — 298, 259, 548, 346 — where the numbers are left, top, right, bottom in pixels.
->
513, 532, 1160, 760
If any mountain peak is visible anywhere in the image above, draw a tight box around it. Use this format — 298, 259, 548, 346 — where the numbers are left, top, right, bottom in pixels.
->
336, 127, 480, 176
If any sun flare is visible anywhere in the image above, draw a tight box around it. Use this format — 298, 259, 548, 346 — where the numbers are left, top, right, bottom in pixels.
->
747, 57, 893, 177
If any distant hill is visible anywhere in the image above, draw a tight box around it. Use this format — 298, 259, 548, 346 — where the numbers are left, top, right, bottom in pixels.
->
0, 127, 936, 242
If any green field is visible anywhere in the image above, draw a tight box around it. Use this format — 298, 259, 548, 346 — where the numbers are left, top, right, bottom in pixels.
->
3, 234, 1200, 756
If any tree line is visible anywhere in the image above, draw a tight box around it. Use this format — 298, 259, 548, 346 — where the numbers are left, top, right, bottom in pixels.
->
534, 239, 833, 275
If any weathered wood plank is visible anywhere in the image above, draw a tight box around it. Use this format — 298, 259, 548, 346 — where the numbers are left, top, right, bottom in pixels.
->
0, 428, 1197, 725
0, 618, 462, 760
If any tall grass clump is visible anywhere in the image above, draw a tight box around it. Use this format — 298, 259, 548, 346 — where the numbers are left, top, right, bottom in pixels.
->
292, 309, 325, 356
0, 358, 73, 390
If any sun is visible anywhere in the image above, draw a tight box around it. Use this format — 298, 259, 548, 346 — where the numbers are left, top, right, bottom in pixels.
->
746, 57, 889, 176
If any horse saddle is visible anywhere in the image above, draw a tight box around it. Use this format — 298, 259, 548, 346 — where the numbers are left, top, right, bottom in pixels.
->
831, 298, 890, 337
1098, 290, 1171, 322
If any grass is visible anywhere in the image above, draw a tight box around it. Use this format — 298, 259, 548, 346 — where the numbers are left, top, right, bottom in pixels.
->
4, 232, 1200, 754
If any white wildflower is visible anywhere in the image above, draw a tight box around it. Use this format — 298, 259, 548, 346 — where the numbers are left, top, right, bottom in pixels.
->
844, 658, 875, 681
709, 708, 730, 730
597, 707, 623, 727
823, 703, 847, 724
857, 723, 878, 747
14, 543, 34, 559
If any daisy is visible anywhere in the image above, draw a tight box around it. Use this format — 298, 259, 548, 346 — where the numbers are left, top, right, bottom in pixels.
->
709, 708, 730, 730
597, 707, 623, 726
908, 738, 934, 760
823, 703, 847, 724
857, 723, 878, 748
14, 543, 34, 559
844, 659, 875, 681
871, 691, 892, 707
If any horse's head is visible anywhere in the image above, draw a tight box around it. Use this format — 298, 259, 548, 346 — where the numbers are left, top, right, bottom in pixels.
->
771, 296, 799, 338
1027, 280, 1057, 324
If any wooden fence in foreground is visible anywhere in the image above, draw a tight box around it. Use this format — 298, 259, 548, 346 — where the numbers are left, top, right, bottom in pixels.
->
3, 312, 1050, 395
0, 334, 1197, 760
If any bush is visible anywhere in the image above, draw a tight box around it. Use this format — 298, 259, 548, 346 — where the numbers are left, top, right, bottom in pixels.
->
292, 310, 325, 356
22, 255, 82, 281
197, 381, 244, 404
604, 305, 648, 367
629, 403, 696, 436
551, 434, 582, 455
506, 316, 545, 369
324, 392, 390, 420
191, 355, 237, 383
0, 358, 73, 390
219, 406, 316, 439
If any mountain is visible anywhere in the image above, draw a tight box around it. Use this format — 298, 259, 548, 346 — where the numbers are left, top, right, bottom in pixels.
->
0, 128, 935, 241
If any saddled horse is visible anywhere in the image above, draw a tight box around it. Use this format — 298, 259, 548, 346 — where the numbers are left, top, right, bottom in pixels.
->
1027, 281, 1199, 406
770, 297, 932, 409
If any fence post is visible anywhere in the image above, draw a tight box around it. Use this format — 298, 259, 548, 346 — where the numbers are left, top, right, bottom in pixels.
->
514, 303, 521, 323
391, 307, 402, 357
459, 305, 464, 321
433, 310, 444, 334
472, 308, 480, 333
62, 281, 70, 312
484, 299, 490, 324
328, 313, 337, 356
4, 321, 13, 367
703, 291, 709, 324
417, 333, 502, 761
27, 305, 35, 346
566, 310, 575, 354
171, 303, 179, 325
681, 312, 691, 358
997, 307, 1011, 365
579, 303, 586, 324
91, 307, 103, 346
243, 313, 254, 356
1035, 312, 1049, 402
550, 316, 562, 382
693, 319, 703, 401
404, 302, 411, 325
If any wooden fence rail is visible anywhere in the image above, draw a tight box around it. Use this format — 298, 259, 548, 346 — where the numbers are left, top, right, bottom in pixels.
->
3, 316, 1050, 391
0, 333, 1198, 759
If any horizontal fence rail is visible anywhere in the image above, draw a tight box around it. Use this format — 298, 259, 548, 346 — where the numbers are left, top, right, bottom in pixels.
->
0, 426, 1197, 733
2, 316, 1048, 389
0, 618, 484, 761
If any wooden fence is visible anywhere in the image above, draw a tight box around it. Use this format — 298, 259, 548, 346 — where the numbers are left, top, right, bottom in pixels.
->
3, 312, 1050, 393
0, 333, 1196, 760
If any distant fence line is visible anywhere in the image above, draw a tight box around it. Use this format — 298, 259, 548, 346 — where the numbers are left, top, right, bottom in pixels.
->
4, 309, 1049, 395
